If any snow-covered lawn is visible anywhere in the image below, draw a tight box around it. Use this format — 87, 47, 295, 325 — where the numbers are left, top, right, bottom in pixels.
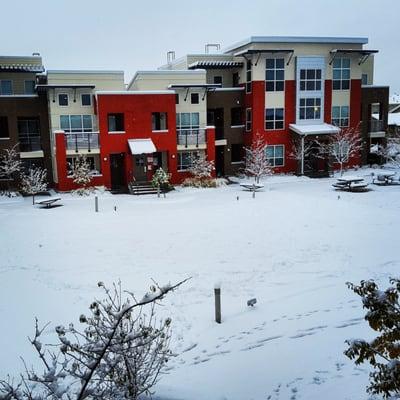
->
1, 170, 399, 400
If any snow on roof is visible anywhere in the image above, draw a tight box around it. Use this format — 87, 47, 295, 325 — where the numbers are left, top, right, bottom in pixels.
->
289, 123, 340, 136
372, 113, 400, 126
128, 139, 156, 155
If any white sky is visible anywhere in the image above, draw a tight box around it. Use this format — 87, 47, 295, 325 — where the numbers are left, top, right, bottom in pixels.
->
1, 0, 399, 95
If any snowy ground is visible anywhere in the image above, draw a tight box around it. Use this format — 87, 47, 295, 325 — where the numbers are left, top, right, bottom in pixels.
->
0, 168, 399, 400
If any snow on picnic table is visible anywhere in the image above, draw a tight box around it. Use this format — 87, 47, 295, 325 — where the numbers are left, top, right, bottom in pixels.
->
0, 168, 399, 400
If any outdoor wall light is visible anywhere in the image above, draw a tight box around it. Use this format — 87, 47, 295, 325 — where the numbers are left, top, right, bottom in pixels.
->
171, 154, 176, 159
103, 157, 108, 161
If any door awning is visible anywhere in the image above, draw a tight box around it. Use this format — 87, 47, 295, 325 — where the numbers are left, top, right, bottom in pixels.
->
128, 139, 156, 155
290, 123, 340, 136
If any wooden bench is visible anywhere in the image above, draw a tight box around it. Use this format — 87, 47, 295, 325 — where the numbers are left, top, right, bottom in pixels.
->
35, 197, 62, 208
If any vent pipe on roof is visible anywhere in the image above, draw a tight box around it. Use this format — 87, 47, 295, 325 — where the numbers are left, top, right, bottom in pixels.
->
32, 52, 41, 56
205, 44, 221, 54
167, 51, 176, 64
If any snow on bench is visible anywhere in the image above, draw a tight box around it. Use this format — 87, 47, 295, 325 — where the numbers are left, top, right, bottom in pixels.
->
240, 183, 264, 191
35, 197, 62, 208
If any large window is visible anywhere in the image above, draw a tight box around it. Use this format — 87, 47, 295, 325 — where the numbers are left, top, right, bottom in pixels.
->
18, 118, 41, 151
0, 80, 12, 95
152, 112, 168, 131
299, 69, 322, 91
0, 116, 9, 138
177, 151, 199, 170
299, 98, 321, 120
176, 112, 199, 133
245, 108, 252, 132
67, 156, 96, 176
332, 106, 349, 127
333, 58, 350, 90
108, 113, 124, 132
265, 108, 284, 130
265, 58, 285, 92
60, 115, 93, 132
246, 60, 252, 93
24, 80, 35, 95
266, 145, 284, 167
231, 107, 242, 126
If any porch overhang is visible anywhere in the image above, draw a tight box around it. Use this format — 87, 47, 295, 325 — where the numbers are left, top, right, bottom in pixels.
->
329, 49, 378, 65
290, 123, 340, 136
234, 49, 295, 66
128, 139, 156, 155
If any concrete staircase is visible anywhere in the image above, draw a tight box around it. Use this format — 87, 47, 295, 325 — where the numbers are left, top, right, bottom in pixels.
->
129, 181, 159, 195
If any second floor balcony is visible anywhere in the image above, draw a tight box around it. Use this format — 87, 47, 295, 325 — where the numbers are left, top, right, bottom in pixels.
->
65, 132, 99, 153
369, 119, 385, 133
177, 128, 206, 148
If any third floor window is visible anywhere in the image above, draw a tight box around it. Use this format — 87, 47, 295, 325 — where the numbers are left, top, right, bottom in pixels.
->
300, 69, 322, 91
333, 58, 350, 90
265, 58, 285, 92
0, 80, 12, 95
61, 115, 93, 132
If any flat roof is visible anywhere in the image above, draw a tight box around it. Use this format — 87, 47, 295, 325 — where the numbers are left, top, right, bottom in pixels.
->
47, 70, 124, 75
224, 36, 369, 53
96, 90, 174, 95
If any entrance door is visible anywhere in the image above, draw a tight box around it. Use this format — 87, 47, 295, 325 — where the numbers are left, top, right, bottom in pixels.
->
215, 147, 225, 177
304, 141, 329, 177
110, 153, 125, 191
133, 155, 148, 182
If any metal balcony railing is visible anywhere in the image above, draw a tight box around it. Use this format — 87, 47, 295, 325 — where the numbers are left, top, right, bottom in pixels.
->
65, 132, 99, 152
369, 119, 385, 133
177, 128, 206, 147
19, 135, 42, 152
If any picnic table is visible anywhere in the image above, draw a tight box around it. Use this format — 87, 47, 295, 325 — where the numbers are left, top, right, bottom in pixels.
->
35, 197, 62, 208
240, 182, 264, 191
333, 176, 369, 192
373, 171, 398, 185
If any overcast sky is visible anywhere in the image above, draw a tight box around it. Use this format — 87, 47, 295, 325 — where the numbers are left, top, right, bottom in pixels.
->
1, 0, 399, 95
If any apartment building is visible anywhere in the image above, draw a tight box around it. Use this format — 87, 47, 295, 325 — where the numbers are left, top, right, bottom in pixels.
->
0, 55, 52, 182
38, 70, 125, 191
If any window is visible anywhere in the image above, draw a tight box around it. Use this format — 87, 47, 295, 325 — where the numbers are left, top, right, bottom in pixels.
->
232, 72, 239, 87
67, 156, 96, 176
231, 107, 242, 126
333, 58, 350, 90
191, 93, 199, 104
299, 69, 322, 91
231, 144, 244, 163
265, 108, 284, 130
176, 112, 199, 133
81, 94, 91, 106
266, 145, 284, 167
17, 118, 41, 151
0, 80, 12, 95
175, 93, 179, 104
332, 106, 349, 127
299, 98, 321, 120
214, 76, 223, 85
0, 116, 9, 138
152, 112, 168, 131
177, 151, 199, 170
60, 115, 93, 132
362, 74, 368, 85
58, 93, 68, 106
108, 113, 124, 132
265, 58, 285, 92
245, 108, 252, 132
246, 60, 252, 93
24, 80, 35, 94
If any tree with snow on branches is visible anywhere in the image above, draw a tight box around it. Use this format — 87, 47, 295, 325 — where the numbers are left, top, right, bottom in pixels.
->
318, 125, 362, 176
21, 166, 48, 205
70, 154, 92, 195
188, 153, 214, 180
152, 167, 171, 198
0, 144, 22, 194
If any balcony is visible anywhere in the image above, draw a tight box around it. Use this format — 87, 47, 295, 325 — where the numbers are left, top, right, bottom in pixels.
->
367, 120, 386, 138
177, 129, 206, 148
65, 132, 99, 152
19, 135, 42, 152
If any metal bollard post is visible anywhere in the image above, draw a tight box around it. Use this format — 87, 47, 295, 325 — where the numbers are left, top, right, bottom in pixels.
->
95, 196, 98, 212
214, 287, 221, 324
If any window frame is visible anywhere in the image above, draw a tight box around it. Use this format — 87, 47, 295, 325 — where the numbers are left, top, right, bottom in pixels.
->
230, 107, 242, 127
230, 143, 244, 164
0, 80, 13, 95
332, 58, 351, 91
177, 150, 199, 171
265, 108, 284, 130
246, 60, 252, 93
191, 93, 199, 104
213, 76, 223, 85
245, 108, 252, 132
107, 113, 125, 133
299, 97, 322, 121
332, 105, 350, 127
176, 112, 200, 134
151, 112, 168, 131
0, 116, 9, 139
60, 115, 93, 133
24, 80, 36, 95
265, 58, 285, 92
299, 68, 322, 91
265, 144, 285, 167
81, 94, 92, 107
58, 93, 69, 107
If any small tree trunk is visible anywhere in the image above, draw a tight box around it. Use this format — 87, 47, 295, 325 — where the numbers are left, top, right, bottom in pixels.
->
157, 186, 160, 198
32, 194, 35, 205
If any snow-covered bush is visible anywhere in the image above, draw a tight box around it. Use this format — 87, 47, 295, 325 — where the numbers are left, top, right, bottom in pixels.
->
70, 154, 92, 195
244, 132, 273, 183
371, 133, 400, 168
344, 279, 400, 398
182, 177, 217, 188
151, 168, 172, 197
0, 279, 188, 400
188, 154, 214, 179
0, 144, 22, 195
20, 166, 47, 204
